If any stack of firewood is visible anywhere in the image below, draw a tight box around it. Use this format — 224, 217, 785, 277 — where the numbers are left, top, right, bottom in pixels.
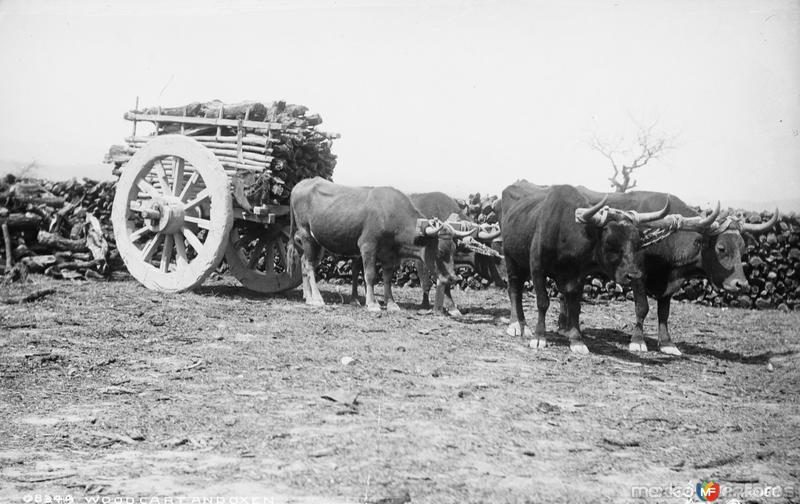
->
105, 100, 337, 206
0, 175, 117, 280
672, 211, 800, 311
456, 193, 501, 224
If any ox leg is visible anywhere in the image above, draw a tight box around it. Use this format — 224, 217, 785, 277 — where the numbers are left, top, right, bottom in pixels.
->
361, 246, 381, 312
443, 284, 462, 317
562, 287, 588, 354
383, 261, 402, 312
629, 280, 650, 352
657, 296, 681, 355
556, 295, 569, 336
488, 258, 507, 289
433, 281, 447, 315
301, 239, 325, 307
529, 271, 549, 350
417, 259, 433, 309
505, 259, 527, 338
350, 257, 363, 306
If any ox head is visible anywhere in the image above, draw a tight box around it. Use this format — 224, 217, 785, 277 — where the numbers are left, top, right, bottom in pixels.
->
642, 203, 780, 292
419, 217, 475, 286
575, 195, 671, 285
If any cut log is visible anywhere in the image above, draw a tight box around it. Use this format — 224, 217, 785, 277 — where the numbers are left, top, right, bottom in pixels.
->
37, 231, 89, 253
0, 213, 43, 230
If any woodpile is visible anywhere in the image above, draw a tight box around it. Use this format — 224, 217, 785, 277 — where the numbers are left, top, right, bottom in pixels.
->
0, 174, 117, 281
673, 211, 800, 311
311, 207, 799, 312
105, 100, 338, 206
456, 193, 501, 224
3, 169, 797, 313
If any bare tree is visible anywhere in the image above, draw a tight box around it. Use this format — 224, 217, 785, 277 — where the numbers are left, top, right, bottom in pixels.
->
590, 120, 674, 193
12, 161, 39, 179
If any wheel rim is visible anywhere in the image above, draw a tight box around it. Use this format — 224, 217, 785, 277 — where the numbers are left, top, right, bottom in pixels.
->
225, 224, 302, 293
112, 135, 232, 292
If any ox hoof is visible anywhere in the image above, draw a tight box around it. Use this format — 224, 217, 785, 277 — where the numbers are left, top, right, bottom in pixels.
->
386, 302, 402, 312
529, 337, 547, 350
557, 327, 569, 337
306, 299, 325, 307
570, 342, 590, 354
660, 345, 682, 356
507, 322, 525, 337
447, 307, 463, 317
628, 341, 648, 352
366, 304, 382, 313
350, 298, 362, 307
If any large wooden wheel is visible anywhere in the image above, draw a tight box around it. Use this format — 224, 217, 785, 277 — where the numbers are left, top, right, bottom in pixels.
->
111, 135, 233, 292
225, 222, 302, 293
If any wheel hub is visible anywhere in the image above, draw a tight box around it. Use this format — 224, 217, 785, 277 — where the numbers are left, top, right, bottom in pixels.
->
140, 198, 185, 234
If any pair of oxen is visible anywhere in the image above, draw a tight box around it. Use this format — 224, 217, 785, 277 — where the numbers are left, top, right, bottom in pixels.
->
288, 177, 778, 356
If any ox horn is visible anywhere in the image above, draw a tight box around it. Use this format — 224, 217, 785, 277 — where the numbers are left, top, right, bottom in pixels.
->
741, 208, 780, 233
575, 195, 609, 225
695, 201, 720, 229
424, 218, 444, 237
688, 201, 722, 231
478, 223, 502, 241
444, 221, 477, 238
642, 201, 721, 231
635, 195, 671, 223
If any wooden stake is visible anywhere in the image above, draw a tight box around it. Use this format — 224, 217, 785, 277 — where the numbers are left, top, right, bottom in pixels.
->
2, 222, 12, 272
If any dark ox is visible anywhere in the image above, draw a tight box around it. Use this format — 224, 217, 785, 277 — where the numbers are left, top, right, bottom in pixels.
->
571, 186, 779, 355
349, 191, 503, 315
501, 182, 670, 354
288, 178, 472, 312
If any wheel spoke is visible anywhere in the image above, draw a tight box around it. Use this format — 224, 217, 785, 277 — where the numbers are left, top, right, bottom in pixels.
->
141, 234, 163, 263
136, 178, 162, 199
248, 239, 266, 269
264, 243, 276, 271
184, 215, 212, 230
179, 172, 200, 202
154, 160, 171, 194
160, 234, 174, 272
276, 239, 287, 266
174, 233, 189, 267
182, 227, 204, 253
172, 157, 185, 196
130, 226, 150, 243
184, 189, 210, 212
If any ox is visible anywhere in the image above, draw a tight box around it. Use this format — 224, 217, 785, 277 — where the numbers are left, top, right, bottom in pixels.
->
409, 192, 503, 315
570, 186, 779, 355
501, 182, 670, 353
349, 191, 502, 315
288, 178, 472, 312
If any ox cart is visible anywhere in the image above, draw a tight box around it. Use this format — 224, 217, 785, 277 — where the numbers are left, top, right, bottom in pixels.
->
108, 100, 337, 293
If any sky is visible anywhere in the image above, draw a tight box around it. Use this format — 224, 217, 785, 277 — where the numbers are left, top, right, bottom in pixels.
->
0, 0, 798, 209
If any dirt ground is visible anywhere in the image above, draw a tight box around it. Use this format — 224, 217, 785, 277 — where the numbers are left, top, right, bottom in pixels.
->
1, 275, 799, 504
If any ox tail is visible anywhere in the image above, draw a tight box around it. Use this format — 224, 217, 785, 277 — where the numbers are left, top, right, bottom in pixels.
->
287, 198, 299, 278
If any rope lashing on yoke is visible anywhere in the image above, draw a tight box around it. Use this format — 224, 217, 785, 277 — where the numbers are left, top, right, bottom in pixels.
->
458, 236, 504, 258
575, 206, 681, 249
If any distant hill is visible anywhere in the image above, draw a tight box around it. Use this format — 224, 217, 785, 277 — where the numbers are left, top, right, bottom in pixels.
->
0, 159, 113, 181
